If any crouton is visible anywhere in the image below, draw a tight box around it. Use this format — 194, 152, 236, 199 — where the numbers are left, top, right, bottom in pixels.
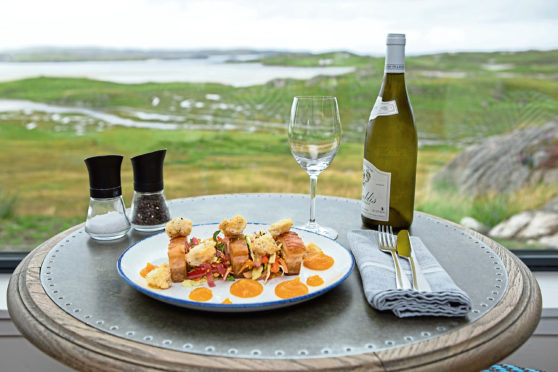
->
145, 263, 171, 289
186, 240, 216, 267
165, 217, 193, 238
252, 233, 279, 256
269, 218, 293, 238
219, 215, 247, 237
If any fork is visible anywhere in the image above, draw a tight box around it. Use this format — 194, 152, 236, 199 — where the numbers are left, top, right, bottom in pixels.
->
378, 225, 410, 289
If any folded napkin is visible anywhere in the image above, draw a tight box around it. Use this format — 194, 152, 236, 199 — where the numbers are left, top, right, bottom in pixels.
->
347, 229, 472, 318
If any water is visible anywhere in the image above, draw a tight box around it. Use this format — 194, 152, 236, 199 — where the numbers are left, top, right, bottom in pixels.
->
0, 56, 354, 87
0, 98, 290, 135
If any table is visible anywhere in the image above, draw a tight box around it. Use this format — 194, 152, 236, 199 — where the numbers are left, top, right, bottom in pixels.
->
8, 194, 541, 371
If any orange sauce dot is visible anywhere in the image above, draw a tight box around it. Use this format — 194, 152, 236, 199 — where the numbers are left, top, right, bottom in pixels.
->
303, 251, 334, 271
306, 275, 324, 287
188, 287, 213, 302
221, 298, 233, 304
230, 279, 264, 298
275, 277, 309, 299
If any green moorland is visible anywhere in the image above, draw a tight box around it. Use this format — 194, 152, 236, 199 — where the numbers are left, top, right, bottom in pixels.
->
1, 49, 557, 251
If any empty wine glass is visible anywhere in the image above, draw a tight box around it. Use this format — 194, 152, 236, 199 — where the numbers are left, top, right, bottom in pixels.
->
288, 96, 342, 239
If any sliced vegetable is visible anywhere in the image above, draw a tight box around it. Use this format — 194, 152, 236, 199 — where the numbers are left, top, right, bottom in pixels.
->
182, 279, 206, 288
277, 257, 288, 274
264, 263, 272, 283
238, 260, 253, 274
206, 272, 216, 287
252, 266, 264, 280
245, 235, 255, 261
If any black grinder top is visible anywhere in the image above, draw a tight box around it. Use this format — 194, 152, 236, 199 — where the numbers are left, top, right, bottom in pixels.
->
84, 155, 124, 198
130, 149, 167, 193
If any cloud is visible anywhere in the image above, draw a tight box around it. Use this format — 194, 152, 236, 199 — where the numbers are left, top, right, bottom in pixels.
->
0, 0, 556, 53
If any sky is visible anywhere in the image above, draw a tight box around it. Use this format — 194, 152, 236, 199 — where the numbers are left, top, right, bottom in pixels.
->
1, 0, 557, 55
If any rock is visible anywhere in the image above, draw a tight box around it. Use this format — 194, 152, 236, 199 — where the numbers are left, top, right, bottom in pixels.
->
543, 169, 558, 185
488, 203, 558, 249
517, 212, 558, 239
489, 212, 533, 239
460, 217, 489, 234
541, 197, 558, 213
433, 122, 558, 197
539, 233, 558, 249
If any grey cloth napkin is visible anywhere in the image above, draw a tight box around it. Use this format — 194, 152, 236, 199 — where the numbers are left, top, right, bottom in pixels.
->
347, 229, 472, 318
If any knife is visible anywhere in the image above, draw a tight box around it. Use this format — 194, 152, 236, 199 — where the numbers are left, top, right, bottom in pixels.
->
396, 230, 431, 292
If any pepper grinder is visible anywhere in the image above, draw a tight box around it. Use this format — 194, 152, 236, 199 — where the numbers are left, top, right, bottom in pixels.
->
130, 149, 171, 232
84, 155, 131, 240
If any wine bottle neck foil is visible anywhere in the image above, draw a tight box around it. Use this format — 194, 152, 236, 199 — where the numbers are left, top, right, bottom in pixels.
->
385, 33, 406, 74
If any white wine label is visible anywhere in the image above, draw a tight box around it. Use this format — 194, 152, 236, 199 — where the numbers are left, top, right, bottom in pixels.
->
361, 158, 391, 221
369, 97, 398, 121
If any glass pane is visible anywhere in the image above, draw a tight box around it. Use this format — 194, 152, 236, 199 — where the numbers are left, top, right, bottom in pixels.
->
0, 1, 556, 256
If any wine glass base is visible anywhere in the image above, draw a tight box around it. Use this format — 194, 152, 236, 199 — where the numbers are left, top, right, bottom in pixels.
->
296, 222, 338, 240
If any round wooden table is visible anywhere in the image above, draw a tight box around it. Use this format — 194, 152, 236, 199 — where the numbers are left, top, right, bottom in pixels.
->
8, 194, 541, 371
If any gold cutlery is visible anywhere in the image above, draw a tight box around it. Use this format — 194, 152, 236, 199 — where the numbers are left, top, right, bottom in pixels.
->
396, 230, 431, 291
378, 225, 410, 289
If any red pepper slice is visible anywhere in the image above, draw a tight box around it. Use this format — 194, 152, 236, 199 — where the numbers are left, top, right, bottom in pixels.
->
206, 273, 216, 287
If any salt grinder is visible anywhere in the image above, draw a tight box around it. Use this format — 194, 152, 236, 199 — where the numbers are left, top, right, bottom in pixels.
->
130, 149, 171, 231
84, 155, 131, 240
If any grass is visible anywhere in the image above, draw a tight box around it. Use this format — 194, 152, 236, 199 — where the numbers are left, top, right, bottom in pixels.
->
0, 215, 83, 251
0, 188, 17, 219
0, 118, 460, 251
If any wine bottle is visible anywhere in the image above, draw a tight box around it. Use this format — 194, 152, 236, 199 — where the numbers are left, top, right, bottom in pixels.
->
361, 33, 417, 229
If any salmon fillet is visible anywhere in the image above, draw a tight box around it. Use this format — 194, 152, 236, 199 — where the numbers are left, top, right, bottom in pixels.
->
277, 231, 305, 275
167, 236, 187, 282
227, 237, 250, 277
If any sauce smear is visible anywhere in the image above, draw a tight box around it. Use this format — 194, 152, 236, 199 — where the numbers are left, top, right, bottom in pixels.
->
140, 262, 158, 278
189, 287, 213, 302
230, 279, 264, 298
275, 277, 309, 299
306, 275, 324, 287
303, 251, 334, 270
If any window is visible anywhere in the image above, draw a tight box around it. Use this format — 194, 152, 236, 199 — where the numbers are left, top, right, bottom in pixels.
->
0, 0, 557, 270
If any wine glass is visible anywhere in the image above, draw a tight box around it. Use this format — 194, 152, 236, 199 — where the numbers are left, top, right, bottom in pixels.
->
288, 96, 342, 239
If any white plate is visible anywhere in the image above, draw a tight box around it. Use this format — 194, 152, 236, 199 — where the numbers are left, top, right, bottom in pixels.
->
117, 223, 354, 312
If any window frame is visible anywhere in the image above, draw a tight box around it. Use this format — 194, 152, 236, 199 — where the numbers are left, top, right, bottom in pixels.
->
514, 250, 558, 271
0, 252, 28, 273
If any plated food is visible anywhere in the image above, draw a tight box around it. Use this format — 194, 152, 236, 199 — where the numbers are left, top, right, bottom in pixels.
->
117, 217, 354, 312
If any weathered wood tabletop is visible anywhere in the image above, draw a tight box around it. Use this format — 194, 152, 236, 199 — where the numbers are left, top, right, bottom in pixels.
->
8, 194, 541, 371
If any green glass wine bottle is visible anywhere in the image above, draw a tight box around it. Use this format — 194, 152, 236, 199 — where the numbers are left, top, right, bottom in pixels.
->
361, 33, 418, 229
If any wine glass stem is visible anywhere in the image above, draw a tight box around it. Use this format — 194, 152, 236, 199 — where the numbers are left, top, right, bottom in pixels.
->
309, 174, 318, 225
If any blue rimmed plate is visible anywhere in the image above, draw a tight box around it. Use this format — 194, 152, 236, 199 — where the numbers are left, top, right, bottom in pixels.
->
117, 223, 354, 312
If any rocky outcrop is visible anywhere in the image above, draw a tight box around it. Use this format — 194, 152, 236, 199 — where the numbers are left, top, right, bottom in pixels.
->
434, 122, 558, 196
460, 217, 489, 235
489, 198, 558, 249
